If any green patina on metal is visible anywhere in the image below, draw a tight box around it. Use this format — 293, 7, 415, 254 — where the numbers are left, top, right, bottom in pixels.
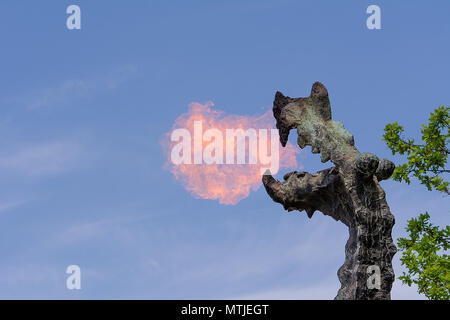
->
263, 82, 397, 300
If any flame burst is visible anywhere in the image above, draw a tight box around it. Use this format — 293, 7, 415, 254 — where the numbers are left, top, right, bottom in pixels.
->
162, 102, 300, 205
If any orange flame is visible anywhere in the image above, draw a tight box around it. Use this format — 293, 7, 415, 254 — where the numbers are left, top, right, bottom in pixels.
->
162, 102, 301, 205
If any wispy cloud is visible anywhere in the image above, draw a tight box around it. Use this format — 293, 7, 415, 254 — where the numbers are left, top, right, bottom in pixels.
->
27, 79, 92, 110
0, 263, 61, 291
0, 200, 27, 215
51, 214, 149, 245
5, 65, 137, 111
0, 140, 84, 177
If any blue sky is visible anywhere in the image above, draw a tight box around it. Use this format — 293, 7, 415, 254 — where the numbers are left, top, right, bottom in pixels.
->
0, 0, 449, 299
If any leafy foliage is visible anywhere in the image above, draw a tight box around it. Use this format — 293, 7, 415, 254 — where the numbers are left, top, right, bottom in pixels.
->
383, 106, 449, 300
397, 213, 450, 300
383, 106, 449, 194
